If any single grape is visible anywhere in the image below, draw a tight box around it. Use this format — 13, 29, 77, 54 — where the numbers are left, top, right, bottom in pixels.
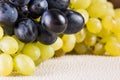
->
62, 34, 76, 52
0, 36, 19, 54
51, 37, 63, 51
75, 28, 86, 43
37, 24, 57, 45
74, 43, 88, 54
28, 0, 48, 19
22, 43, 41, 61
36, 42, 54, 61
14, 18, 38, 43
0, 54, 13, 76
54, 49, 65, 57
41, 9, 68, 33
14, 54, 35, 75
84, 32, 97, 46
63, 10, 85, 34
86, 18, 102, 34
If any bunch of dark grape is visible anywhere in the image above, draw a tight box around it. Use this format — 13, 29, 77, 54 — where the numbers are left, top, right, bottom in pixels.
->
0, 0, 85, 76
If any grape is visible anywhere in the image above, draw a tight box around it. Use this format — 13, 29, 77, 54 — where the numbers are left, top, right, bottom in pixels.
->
87, 2, 112, 18
91, 0, 107, 4
14, 54, 35, 75
76, 9, 89, 23
47, 0, 70, 10
54, 49, 65, 57
0, 26, 4, 39
63, 10, 85, 34
102, 16, 116, 31
28, 0, 48, 19
74, 43, 88, 54
86, 18, 102, 34
14, 18, 38, 43
84, 32, 97, 46
51, 37, 63, 51
75, 28, 86, 43
93, 42, 105, 55
62, 34, 76, 52
105, 40, 120, 56
0, 54, 13, 76
41, 9, 68, 33
0, 36, 19, 54
70, 0, 91, 9
22, 43, 41, 61
37, 24, 57, 45
36, 42, 54, 61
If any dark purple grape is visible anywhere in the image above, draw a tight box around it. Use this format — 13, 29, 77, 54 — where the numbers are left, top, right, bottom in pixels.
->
46, 0, 70, 10
37, 23, 57, 45
14, 18, 38, 43
63, 10, 85, 34
9, 0, 30, 6
41, 9, 68, 34
28, 0, 48, 19
0, 2, 18, 27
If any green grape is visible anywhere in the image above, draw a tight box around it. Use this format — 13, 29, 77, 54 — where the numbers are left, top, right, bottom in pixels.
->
0, 54, 13, 76
114, 8, 120, 19
51, 37, 63, 51
105, 40, 120, 56
74, 43, 88, 54
93, 42, 105, 55
84, 32, 97, 46
0, 36, 19, 54
0, 26, 4, 39
70, 0, 91, 9
102, 16, 116, 31
54, 49, 66, 57
34, 57, 42, 66
36, 42, 54, 61
76, 9, 89, 23
100, 36, 117, 43
106, 1, 114, 8
14, 54, 35, 75
22, 43, 41, 61
87, 2, 112, 18
75, 28, 86, 43
62, 34, 76, 52
112, 18, 120, 33
86, 18, 102, 34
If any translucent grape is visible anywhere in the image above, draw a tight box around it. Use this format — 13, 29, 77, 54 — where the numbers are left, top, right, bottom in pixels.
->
0, 54, 13, 76
22, 43, 41, 61
102, 16, 116, 31
74, 43, 88, 54
70, 0, 91, 9
84, 32, 97, 46
86, 18, 102, 34
0, 36, 19, 54
62, 34, 76, 52
36, 42, 54, 61
76, 9, 89, 23
114, 8, 120, 19
51, 37, 63, 51
75, 28, 86, 43
14, 54, 35, 75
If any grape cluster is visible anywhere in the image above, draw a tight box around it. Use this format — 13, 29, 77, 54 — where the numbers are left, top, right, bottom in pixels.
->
0, 0, 120, 76
0, 0, 85, 76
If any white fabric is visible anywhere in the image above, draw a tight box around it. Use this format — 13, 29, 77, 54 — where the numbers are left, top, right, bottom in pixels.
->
0, 55, 120, 80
